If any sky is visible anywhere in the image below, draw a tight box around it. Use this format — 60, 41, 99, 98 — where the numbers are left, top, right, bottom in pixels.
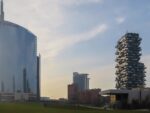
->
4, 0, 150, 99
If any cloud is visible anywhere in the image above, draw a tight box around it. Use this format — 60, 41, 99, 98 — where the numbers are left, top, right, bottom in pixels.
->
89, 64, 115, 90
57, 0, 103, 6
116, 16, 126, 24
5, 0, 107, 98
5, 0, 107, 59
6, 0, 66, 28
41, 74, 70, 99
41, 24, 108, 58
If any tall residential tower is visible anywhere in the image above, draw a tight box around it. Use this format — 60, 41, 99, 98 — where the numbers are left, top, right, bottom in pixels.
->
115, 33, 146, 89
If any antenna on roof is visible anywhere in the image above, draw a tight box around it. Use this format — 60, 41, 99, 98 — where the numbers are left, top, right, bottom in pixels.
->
0, 0, 4, 21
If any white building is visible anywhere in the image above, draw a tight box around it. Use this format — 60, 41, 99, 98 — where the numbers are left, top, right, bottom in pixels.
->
101, 88, 150, 105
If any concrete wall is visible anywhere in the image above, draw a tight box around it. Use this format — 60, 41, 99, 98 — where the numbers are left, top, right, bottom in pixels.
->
128, 88, 150, 104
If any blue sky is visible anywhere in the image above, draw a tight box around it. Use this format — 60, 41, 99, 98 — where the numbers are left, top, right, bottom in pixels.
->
4, 0, 150, 99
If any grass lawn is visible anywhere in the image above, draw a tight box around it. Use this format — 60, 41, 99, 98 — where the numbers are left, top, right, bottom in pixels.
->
0, 103, 149, 113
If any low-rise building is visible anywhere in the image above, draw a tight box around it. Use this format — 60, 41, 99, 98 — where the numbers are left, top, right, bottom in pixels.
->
78, 89, 101, 106
101, 88, 150, 108
68, 84, 78, 103
68, 83, 101, 106
0, 92, 37, 102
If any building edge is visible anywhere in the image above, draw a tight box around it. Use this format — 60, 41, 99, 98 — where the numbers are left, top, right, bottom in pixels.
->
37, 54, 41, 101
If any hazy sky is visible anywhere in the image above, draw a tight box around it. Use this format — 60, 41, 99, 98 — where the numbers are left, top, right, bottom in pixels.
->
4, 0, 150, 99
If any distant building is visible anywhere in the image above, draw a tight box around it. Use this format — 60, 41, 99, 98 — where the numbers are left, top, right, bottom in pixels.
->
68, 84, 78, 103
73, 72, 89, 91
115, 33, 146, 89
78, 89, 101, 106
68, 72, 100, 106
68, 83, 101, 106
40, 97, 50, 101
0, 92, 37, 102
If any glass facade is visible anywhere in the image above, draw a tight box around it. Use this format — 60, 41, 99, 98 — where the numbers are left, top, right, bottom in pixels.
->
73, 72, 89, 91
0, 21, 37, 94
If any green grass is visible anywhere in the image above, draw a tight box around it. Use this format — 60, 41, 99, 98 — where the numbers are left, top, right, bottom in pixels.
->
0, 103, 148, 113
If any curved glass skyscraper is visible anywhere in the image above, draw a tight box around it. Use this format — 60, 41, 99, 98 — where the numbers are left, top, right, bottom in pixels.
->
0, 0, 38, 95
